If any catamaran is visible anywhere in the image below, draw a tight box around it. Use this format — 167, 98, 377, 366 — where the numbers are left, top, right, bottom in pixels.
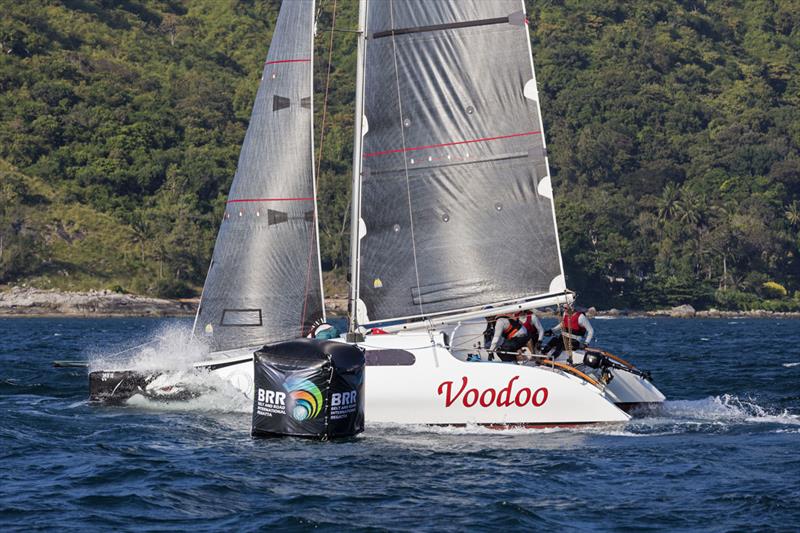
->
91, 0, 664, 426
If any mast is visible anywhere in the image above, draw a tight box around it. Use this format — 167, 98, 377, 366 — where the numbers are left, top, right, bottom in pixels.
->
347, 0, 368, 339
310, 5, 326, 326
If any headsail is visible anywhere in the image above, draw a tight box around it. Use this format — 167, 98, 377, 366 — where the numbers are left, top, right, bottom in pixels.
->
194, 0, 324, 351
353, 0, 566, 327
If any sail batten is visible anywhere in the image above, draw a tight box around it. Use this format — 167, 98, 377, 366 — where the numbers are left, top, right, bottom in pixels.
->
193, 0, 324, 352
354, 0, 565, 326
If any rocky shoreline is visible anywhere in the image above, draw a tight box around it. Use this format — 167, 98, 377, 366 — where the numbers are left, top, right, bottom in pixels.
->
1, 288, 798, 319
0, 287, 197, 317
591, 304, 800, 319
0, 287, 351, 318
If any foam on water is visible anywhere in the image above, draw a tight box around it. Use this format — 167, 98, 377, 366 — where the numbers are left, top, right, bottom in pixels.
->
125, 372, 251, 414
650, 394, 800, 426
783, 361, 800, 368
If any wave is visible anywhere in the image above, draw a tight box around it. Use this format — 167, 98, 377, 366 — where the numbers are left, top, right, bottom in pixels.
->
783, 362, 800, 368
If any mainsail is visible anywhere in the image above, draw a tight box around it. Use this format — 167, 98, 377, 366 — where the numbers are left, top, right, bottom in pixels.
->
194, 0, 324, 351
352, 0, 566, 327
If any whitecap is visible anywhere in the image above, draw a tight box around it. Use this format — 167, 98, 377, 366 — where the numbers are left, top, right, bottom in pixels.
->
783, 362, 800, 368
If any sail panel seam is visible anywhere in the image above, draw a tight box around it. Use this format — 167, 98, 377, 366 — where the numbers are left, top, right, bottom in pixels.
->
364, 153, 530, 177
372, 16, 510, 39
363, 130, 540, 157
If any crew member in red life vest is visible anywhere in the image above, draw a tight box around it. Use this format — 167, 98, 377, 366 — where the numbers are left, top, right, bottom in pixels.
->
517, 310, 544, 353
486, 314, 531, 362
543, 304, 594, 357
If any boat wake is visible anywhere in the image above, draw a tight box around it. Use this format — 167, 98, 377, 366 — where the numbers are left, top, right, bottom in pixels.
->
612, 395, 800, 438
656, 394, 799, 426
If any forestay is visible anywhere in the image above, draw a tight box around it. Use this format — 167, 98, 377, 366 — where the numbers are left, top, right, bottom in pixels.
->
194, 0, 324, 351
354, 0, 566, 326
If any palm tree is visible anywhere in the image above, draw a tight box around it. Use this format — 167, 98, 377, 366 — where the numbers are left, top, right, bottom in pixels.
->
675, 187, 705, 229
786, 201, 800, 229
657, 182, 681, 222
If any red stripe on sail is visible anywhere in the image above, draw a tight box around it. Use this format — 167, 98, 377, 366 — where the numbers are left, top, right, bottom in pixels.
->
363, 131, 541, 158
226, 197, 313, 203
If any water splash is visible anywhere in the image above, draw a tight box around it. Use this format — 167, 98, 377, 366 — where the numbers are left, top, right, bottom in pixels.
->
86, 324, 251, 413
88, 324, 210, 372
125, 371, 251, 414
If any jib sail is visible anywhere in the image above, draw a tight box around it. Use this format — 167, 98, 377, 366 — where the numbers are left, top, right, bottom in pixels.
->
194, 0, 324, 351
352, 0, 567, 327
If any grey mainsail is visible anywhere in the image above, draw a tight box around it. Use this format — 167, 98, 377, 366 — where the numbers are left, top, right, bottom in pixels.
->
194, 0, 324, 351
353, 0, 566, 326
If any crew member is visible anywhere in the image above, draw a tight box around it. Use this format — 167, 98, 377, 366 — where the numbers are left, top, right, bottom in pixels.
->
486, 314, 530, 362
543, 304, 594, 358
517, 310, 544, 353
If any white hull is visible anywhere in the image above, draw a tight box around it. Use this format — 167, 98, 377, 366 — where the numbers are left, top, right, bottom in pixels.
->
580, 357, 666, 408
197, 330, 646, 426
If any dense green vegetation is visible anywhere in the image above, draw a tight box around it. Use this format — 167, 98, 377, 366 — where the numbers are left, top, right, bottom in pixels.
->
0, 0, 798, 310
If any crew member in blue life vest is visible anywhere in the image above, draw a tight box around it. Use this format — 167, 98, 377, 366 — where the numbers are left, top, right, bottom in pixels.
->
486, 314, 531, 362
543, 303, 594, 357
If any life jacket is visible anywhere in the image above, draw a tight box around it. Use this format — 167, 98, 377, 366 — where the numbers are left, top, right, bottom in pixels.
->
521, 312, 540, 337
562, 311, 587, 337
498, 315, 524, 338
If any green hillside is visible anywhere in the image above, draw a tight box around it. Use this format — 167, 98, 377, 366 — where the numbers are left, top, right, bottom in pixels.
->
1, 0, 798, 310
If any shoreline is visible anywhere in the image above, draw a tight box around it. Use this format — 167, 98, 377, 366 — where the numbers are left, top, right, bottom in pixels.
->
0, 287, 351, 319
1, 288, 798, 319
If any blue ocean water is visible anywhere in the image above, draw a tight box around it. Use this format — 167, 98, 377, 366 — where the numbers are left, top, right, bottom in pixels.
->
1, 317, 799, 531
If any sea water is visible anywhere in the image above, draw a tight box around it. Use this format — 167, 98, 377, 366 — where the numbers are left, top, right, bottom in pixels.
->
1, 317, 799, 531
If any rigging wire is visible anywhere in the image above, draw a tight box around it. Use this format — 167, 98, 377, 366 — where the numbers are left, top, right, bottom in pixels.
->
300, 0, 338, 337
315, 0, 338, 180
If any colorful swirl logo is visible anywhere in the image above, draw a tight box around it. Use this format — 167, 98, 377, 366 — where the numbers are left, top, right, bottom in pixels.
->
285, 377, 323, 421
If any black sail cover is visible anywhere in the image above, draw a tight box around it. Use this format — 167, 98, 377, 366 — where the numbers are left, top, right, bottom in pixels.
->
194, 0, 324, 351
356, 0, 566, 325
